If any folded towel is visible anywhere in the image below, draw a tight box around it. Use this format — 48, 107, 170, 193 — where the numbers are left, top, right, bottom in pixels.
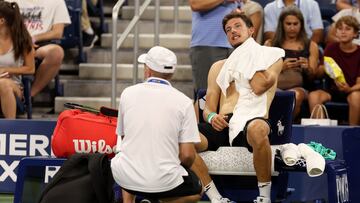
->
280, 143, 301, 166
215, 37, 284, 145
298, 143, 325, 177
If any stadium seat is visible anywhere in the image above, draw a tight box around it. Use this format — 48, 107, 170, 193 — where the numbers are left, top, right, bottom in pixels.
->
324, 101, 349, 124
15, 75, 34, 119
15, 56, 64, 119
196, 90, 295, 202
61, 0, 87, 63
316, 0, 337, 23
321, 77, 349, 124
13, 156, 66, 203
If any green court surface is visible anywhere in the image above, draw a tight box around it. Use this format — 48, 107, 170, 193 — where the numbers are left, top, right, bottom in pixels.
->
0, 194, 13, 203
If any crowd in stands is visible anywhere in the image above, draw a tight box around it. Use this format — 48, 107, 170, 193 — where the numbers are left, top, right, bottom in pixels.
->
264, 6, 319, 118
309, 15, 360, 125
0, 0, 101, 119
190, 0, 360, 126
0, 0, 359, 125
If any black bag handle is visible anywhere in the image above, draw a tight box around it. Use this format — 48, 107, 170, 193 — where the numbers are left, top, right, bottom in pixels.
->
64, 103, 100, 114
100, 106, 118, 117
64, 103, 118, 118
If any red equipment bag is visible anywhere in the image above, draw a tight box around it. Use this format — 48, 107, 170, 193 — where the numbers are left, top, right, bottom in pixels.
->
52, 103, 118, 158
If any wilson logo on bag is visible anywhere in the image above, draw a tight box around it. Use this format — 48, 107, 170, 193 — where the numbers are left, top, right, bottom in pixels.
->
52, 104, 118, 158
72, 139, 116, 154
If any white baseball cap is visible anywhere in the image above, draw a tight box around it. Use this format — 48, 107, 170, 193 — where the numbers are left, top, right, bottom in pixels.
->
137, 46, 177, 73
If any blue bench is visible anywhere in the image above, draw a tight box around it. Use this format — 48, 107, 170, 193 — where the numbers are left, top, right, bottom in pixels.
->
13, 157, 66, 203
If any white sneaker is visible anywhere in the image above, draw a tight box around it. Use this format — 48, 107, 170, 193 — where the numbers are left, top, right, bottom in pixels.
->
254, 196, 271, 203
212, 197, 237, 203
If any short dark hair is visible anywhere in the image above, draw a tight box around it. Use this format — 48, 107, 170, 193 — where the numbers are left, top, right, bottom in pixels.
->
222, 12, 254, 33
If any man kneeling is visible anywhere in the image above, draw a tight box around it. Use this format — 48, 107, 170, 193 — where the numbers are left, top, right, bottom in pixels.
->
111, 46, 202, 203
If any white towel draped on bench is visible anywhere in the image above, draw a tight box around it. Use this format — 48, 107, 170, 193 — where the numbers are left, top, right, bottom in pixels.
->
199, 145, 281, 176
199, 144, 326, 177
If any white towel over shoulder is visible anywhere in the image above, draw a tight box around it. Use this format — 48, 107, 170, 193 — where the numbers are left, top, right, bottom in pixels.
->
216, 38, 284, 145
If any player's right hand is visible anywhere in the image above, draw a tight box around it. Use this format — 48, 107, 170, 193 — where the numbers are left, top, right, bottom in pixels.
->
211, 114, 229, 131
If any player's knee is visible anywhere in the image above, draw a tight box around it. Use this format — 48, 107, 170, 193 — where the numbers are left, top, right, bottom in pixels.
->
246, 119, 270, 146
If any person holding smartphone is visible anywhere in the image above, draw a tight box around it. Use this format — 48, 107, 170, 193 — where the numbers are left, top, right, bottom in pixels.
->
0, 1, 35, 118
264, 6, 319, 119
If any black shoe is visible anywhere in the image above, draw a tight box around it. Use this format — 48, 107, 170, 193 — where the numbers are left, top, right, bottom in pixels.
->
82, 32, 99, 48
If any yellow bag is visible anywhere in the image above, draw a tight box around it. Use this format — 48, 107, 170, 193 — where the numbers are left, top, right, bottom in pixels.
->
323, 56, 346, 83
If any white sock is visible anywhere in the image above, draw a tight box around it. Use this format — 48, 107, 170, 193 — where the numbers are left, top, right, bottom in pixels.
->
258, 181, 272, 198
84, 27, 94, 35
204, 181, 222, 201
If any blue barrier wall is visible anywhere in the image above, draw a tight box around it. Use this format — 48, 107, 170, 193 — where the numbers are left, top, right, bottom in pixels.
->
342, 128, 360, 203
0, 120, 359, 202
0, 120, 56, 193
285, 125, 355, 203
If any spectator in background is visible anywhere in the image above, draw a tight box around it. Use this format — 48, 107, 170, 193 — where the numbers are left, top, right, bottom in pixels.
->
308, 16, 360, 125
236, 0, 264, 43
336, 0, 358, 10
189, 0, 265, 92
189, 0, 236, 92
82, 0, 99, 48
10, 0, 71, 97
0, 1, 35, 118
326, 0, 360, 45
264, 6, 319, 118
264, 0, 324, 44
